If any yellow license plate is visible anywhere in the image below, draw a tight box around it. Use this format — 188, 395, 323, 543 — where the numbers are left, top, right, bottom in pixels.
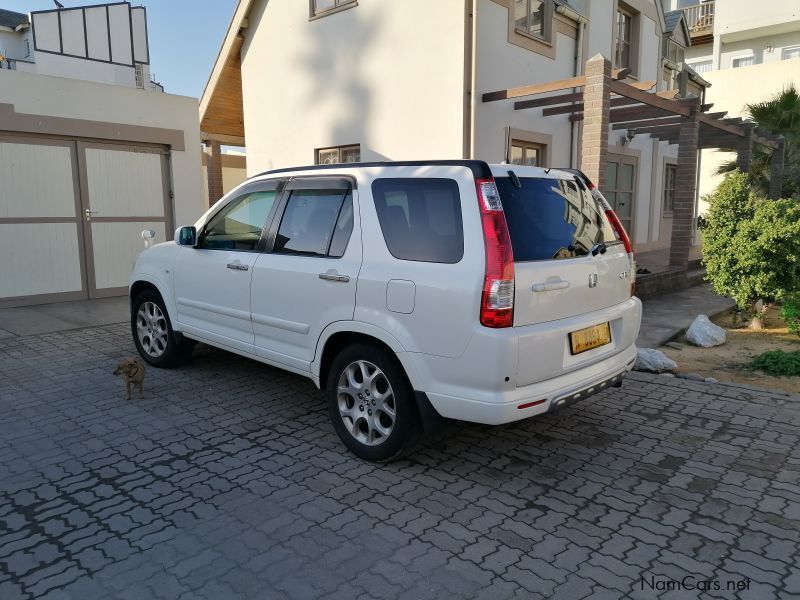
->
569, 323, 612, 355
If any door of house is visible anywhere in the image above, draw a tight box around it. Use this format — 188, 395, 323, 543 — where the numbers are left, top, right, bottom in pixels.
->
605, 155, 637, 234
77, 142, 172, 298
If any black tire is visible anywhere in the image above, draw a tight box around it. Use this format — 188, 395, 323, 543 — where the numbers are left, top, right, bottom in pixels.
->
326, 343, 421, 462
131, 290, 193, 368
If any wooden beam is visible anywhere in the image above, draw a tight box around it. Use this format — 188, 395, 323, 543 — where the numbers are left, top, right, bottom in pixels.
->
721, 117, 743, 124
656, 90, 680, 99
612, 116, 683, 130
541, 96, 641, 117
629, 80, 657, 91
703, 111, 728, 120
698, 114, 745, 137
514, 92, 583, 110
612, 68, 631, 80
627, 124, 681, 136
753, 134, 780, 150
609, 80, 691, 116
482, 75, 586, 102
609, 105, 676, 122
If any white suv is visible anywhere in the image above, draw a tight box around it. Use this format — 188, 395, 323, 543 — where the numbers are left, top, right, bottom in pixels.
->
129, 160, 641, 461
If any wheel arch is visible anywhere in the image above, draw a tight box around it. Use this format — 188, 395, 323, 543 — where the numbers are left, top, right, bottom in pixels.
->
129, 276, 179, 330
314, 322, 421, 392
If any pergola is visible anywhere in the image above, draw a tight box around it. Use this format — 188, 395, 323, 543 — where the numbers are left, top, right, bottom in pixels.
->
482, 54, 785, 270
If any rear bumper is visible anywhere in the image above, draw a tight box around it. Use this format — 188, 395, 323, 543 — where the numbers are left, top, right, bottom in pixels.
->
424, 342, 637, 425
404, 297, 641, 425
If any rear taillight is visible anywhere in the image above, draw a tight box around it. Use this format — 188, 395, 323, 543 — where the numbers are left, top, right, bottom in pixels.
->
475, 178, 514, 328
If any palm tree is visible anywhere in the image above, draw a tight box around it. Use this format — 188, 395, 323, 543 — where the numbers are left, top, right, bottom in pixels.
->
715, 84, 800, 199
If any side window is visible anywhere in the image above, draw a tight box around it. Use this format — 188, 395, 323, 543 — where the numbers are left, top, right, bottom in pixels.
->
201, 190, 278, 251
371, 178, 464, 264
274, 189, 352, 257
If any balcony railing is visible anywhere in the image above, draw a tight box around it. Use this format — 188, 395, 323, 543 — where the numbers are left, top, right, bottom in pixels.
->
683, 1, 715, 36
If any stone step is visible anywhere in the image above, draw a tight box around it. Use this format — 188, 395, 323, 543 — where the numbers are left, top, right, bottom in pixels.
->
687, 268, 707, 287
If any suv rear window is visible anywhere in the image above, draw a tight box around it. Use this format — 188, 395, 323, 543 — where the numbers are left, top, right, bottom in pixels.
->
372, 178, 464, 263
495, 176, 617, 262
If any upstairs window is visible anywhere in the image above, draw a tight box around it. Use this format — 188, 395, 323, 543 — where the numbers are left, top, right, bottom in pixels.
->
614, 8, 634, 70
782, 46, 800, 61
514, 0, 553, 41
662, 37, 685, 65
510, 140, 545, 167
732, 55, 754, 68
311, 0, 356, 19
315, 144, 361, 165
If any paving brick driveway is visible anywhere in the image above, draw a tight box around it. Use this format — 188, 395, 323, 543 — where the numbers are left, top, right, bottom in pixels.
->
2, 323, 800, 600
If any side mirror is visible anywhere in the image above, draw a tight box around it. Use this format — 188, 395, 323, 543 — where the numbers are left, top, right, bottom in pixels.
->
141, 229, 157, 249
176, 226, 198, 247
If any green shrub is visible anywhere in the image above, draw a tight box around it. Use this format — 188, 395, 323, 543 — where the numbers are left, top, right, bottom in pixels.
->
781, 296, 800, 335
702, 171, 800, 309
747, 350, 800, 377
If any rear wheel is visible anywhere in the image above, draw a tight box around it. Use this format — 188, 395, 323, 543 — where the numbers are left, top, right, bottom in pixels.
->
131, 290, 192, 368
327, 343, 420, 462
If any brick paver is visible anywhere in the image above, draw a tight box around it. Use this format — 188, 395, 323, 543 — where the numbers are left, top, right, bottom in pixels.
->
1, 323, 799, 599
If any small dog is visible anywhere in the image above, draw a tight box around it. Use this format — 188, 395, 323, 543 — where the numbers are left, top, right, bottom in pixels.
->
113, 357, 146, 400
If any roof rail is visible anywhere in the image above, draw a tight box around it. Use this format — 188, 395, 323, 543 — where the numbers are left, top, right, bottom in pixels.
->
254, 160, 493, 179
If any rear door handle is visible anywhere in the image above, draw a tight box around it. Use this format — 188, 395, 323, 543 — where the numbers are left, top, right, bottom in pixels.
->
532, 279, 570, 292
227, 263, 249, 271
319, 271, 350, 283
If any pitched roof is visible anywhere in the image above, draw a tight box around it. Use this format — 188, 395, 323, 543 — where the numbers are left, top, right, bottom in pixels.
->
0, 8, 29, 30
664, 10, 683, 33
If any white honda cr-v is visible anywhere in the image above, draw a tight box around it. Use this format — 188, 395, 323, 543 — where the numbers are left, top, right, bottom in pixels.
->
129, 160, 641, 461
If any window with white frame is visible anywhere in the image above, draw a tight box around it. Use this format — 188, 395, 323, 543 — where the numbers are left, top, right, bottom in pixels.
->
689, 59, 712, 73
783, 46, 800, 61
732, 55, 754, 68
614, 7, 635, 71
311, 0, 356, 18
315, 144, 361, 165
514, 0, 553, 41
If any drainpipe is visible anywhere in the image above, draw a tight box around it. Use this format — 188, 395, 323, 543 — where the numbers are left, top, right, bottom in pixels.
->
557, 5, 588, 168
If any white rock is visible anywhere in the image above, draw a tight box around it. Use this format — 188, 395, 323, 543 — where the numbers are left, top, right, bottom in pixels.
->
634, 348, 678, 373
686, 314, 727, 347
705, 377, 719, 384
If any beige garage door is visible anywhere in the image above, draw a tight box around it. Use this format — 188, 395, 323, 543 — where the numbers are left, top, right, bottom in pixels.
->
80, 142, 171, 298
0, 135, 172, 307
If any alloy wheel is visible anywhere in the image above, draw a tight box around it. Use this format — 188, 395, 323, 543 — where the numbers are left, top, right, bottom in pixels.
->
337, 360, 396, 446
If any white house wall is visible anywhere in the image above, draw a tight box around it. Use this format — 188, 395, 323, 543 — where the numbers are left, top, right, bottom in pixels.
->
0, 69, 203, 229
240, 0, 467, 173
696, 59, 800, 203
472, 0, 577, 166
33, 52, 137, 87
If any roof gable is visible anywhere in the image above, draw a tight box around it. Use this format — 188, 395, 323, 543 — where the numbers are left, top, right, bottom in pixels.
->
0, 8, 29, 30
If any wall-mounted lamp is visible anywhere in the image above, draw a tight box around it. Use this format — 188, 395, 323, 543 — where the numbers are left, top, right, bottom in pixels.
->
620, 129, 636, 146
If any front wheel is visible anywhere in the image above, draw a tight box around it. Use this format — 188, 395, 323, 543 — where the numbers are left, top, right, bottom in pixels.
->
131, 290, 192, 368
327, 343, 420, 462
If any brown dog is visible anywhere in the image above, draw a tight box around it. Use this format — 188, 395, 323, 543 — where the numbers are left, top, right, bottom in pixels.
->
113, 357, 146, 400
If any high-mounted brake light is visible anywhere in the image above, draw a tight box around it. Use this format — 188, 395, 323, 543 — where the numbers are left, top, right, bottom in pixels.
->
475, 178, 514, 328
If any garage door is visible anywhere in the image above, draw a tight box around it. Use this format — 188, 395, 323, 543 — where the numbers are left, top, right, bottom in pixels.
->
0, 135, 172, 307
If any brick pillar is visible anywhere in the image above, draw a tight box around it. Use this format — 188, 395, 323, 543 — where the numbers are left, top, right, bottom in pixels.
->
579, 54, 612, 189
669, 101, 700, 269
205, 141, 223, 207
769, 137, 786, 199
736, 123, 753, 173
